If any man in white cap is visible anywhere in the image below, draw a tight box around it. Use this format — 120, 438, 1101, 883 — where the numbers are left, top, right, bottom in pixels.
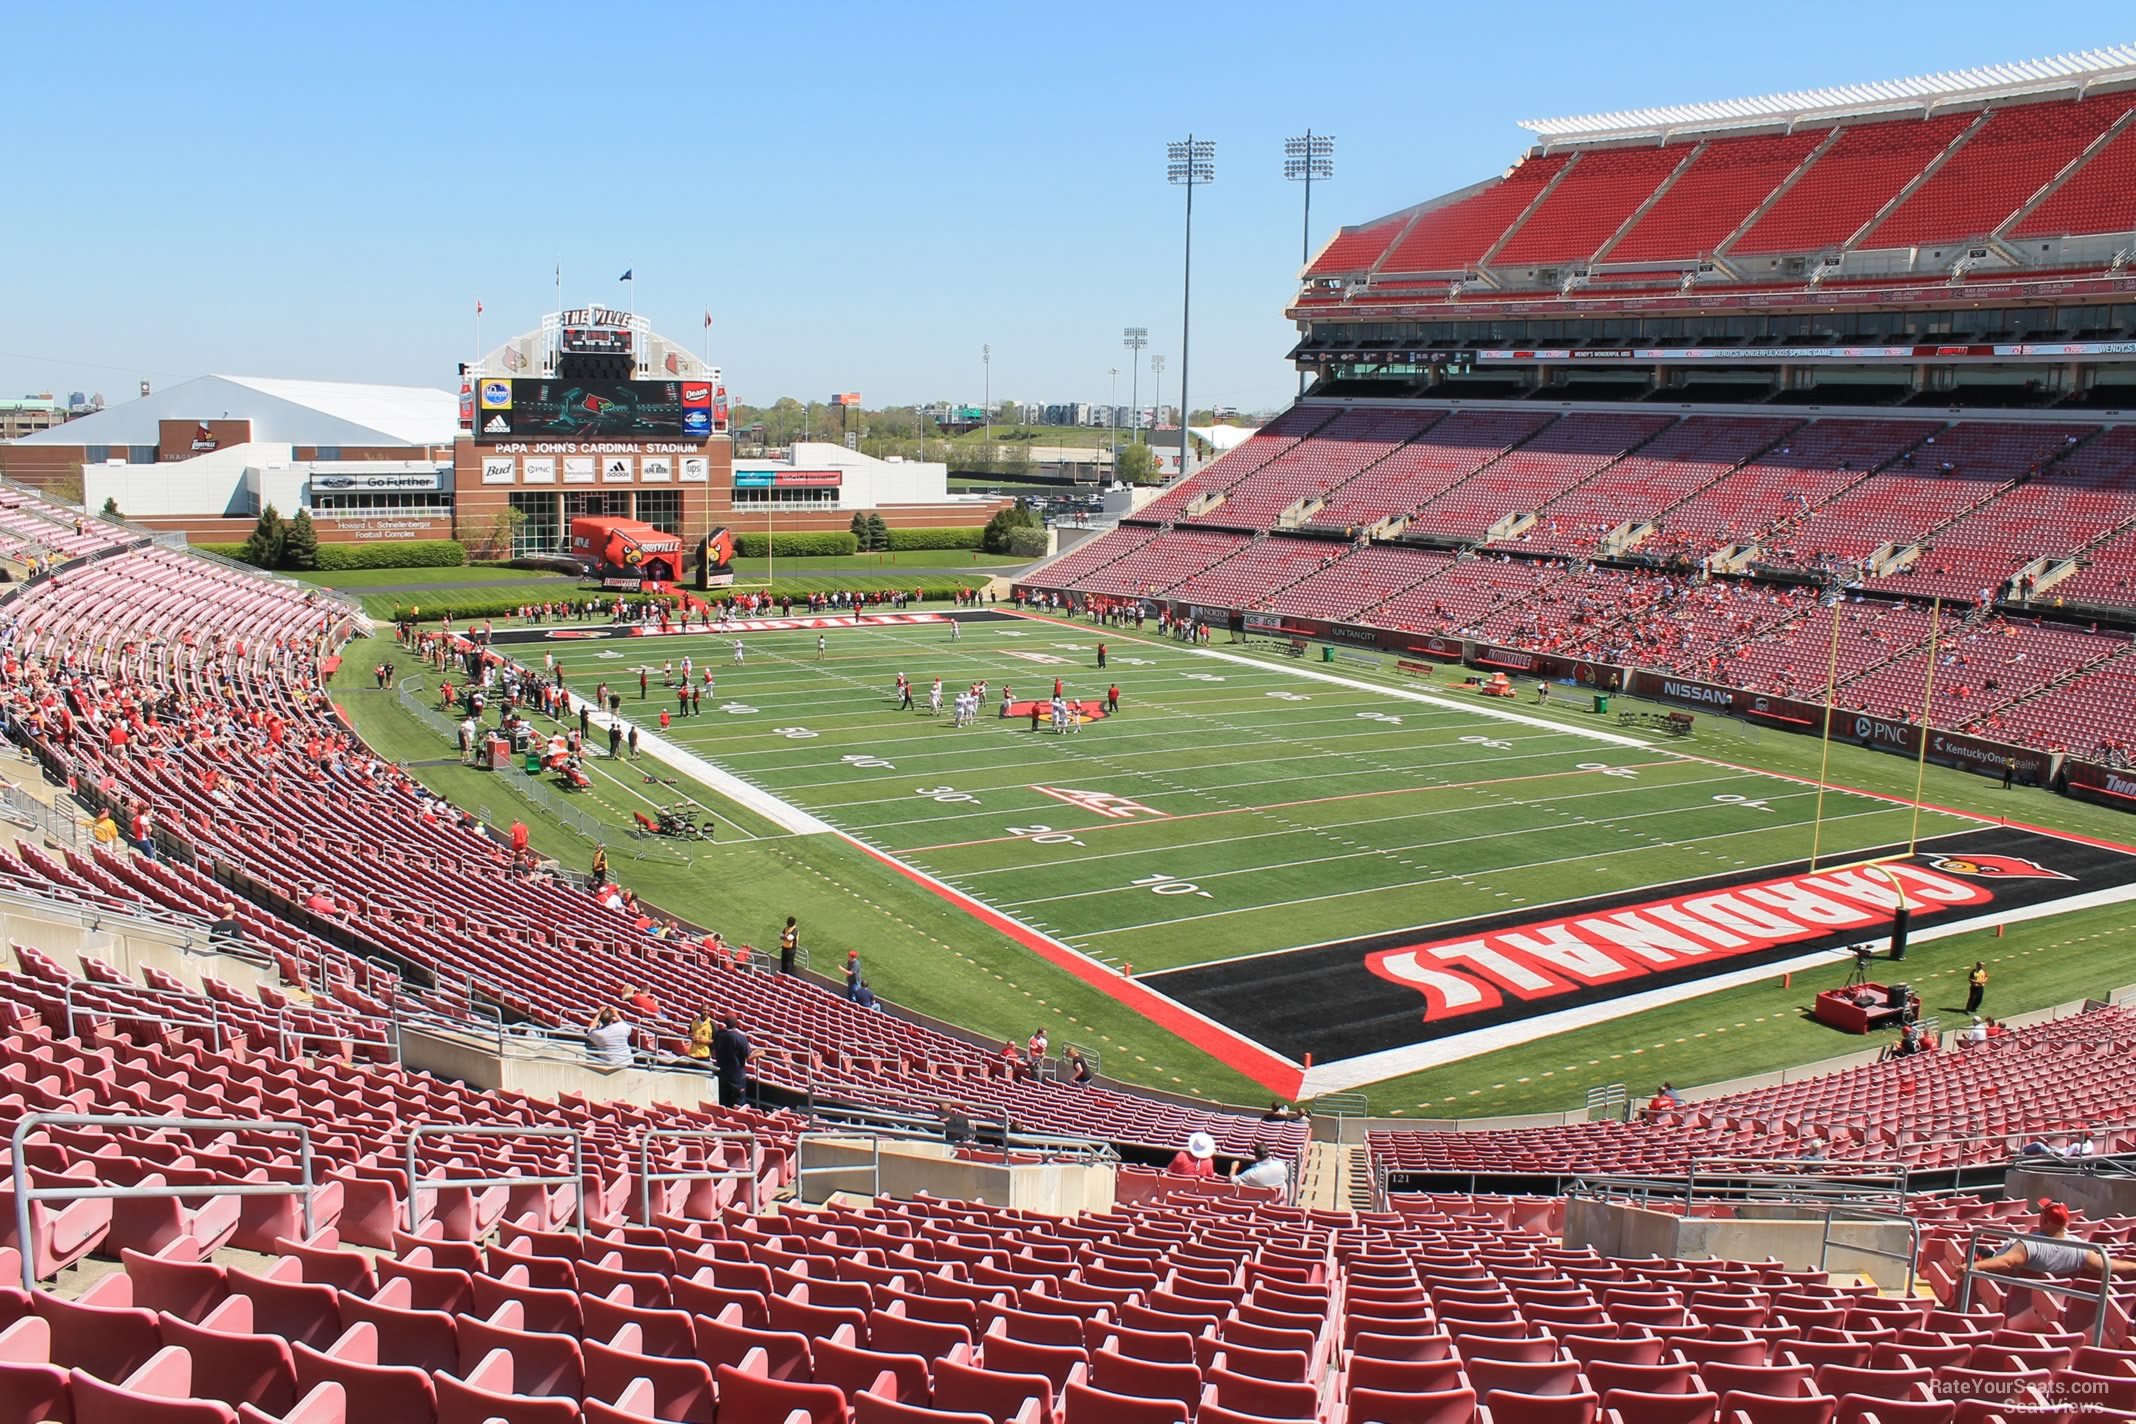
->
1166, 1131, 1217, 1179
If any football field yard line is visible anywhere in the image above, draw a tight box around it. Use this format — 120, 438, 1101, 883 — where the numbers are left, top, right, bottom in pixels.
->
894, 759, 1695, 854
1067, 801, 1913, 940
915, 767, 1811, 873
1005, 790, 1893, 916
785, 740, 1660, 818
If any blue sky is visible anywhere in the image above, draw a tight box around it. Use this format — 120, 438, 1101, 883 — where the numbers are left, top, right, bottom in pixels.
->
3, 4, 2130, 415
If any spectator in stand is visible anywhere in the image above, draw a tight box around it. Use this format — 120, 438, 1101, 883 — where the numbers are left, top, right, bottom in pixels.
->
779, 916, 799, 975
303, 884, 348, 919
1973, 1199, 2136, 1279
1027, 1028, 1048, 1062
509, 819, 530, 863
584, 1006, 633, 1067
128, 803, 155, 859
711, 1013, 752, 1107
1065, 1047, 1093, 1085
89, 807, 120, 847
850, 978, 878, 1009
622, 984, 659, 1017
1262, 1101, 1295, 1123
1167, 1131, 1218, 1178
208, 902, 246, 949
844, 950, 862, 998
590, 844, 609, 887
686, 1007, 715, 1064
1232, 1146, 1289, 1192
939, 1101, 976, 1146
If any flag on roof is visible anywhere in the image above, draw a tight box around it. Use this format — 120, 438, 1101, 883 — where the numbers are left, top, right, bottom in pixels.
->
619, 269, 633, 282
703, 309, 714, 330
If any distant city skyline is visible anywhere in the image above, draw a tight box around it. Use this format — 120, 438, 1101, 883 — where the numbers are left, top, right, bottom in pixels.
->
2, 4, 2130, 414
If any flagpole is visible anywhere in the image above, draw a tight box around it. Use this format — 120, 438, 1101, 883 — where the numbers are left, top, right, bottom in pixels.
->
473, 303, 481, 364
1907, 597, 1944, 857
555, 259, 562, 314
1806, 597, 1844, 874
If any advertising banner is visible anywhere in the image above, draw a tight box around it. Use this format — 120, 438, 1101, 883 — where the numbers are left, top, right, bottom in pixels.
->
563, 457, 595, 484
679, 456, 709, 483
2068, 761, 2136, 811
521, 457, 556, 484
601, 455, 635, 483
480, 456, 516, 485
641, 455, 673, 482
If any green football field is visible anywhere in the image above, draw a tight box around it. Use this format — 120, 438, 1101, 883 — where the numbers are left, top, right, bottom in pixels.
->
340, 607, 2136, 1112
629, 617, 1963, 966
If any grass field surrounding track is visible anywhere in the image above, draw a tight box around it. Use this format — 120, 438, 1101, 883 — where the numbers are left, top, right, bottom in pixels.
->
336, 608, 2136, 1115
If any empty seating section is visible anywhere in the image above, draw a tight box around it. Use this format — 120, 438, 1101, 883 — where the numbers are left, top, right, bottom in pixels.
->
1723, 600, 1938, 703
1378, 153, 1572, 272
1374, 1005, 2136, 1177
1494, 147, 1685, 266
1310, 411, 1555, 530
1867, 95, 2134, 247
1763, 423, 2081, 574
2057, 525, 2136, 609
1609, 132, 1821, 262
1026, 528, 1159, 592
1071, 531, 1252, 600
1731, 114, 1974, 254
1304, 213, 1409, 277
1401, 413, 1673, 542
1368, 557, 1570, 636
1515, 417, 1801, 556
1878, 427, 2136, 598
1263, 546, 1454, 623
1646, 420, 1935, 557
1834, 617, 2127, 726
2012, 110, 2136, 236
1167, 538, 1347, 611
0, 489, 143, 564
1185, 409, 1441, 530
1983, 657, 2136, 758
1021, 406, 2136, 755
1133, 408, 1332, 525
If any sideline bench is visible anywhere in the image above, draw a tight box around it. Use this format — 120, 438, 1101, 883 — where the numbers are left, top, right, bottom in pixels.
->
1618, 710, 1695, 737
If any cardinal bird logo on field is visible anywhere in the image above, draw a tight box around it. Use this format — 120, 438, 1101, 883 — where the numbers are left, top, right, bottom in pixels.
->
1922, 853, 2071, 881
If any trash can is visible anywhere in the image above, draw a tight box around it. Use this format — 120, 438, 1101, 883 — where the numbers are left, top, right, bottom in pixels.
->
523, 751, 542, 774
1322, 645, 1335, 663
1594, 693, 1611, 714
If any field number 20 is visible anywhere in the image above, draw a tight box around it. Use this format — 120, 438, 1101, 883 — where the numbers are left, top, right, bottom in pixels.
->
1007, 823, 1084, 847
1133, 872, 1211, 898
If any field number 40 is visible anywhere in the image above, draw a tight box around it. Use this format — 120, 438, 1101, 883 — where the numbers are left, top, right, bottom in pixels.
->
1134, 872, 1211, 898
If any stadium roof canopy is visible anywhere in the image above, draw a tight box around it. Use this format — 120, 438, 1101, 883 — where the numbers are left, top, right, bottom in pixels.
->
10, 374, 458, 448
1521, 43, 2136, 144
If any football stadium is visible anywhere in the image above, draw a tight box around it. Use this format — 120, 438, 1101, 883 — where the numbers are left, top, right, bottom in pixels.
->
8, 29, 2136, 1424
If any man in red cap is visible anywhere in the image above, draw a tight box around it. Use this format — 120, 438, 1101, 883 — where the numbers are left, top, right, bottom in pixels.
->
1972, 1199, 2136, 1280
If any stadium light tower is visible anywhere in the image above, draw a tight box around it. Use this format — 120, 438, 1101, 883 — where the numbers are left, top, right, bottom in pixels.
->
1284, 131, 1335, 397
1122, 327, 1148, 443
1166, 135, 1214, 477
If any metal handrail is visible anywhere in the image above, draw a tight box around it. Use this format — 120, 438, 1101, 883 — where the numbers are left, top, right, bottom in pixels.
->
1686, 1155, 1910, 1210
1313, 1092, 1369, 1145
635, 1128, 758, 1225
404, 1122, 586, 1236
1818, 1203, 1921, 1294
12, 1111, 315, 1289
794, 1130, 883, 1202
1958, 1225, 2120, 1345
62, 982, 222, 1047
